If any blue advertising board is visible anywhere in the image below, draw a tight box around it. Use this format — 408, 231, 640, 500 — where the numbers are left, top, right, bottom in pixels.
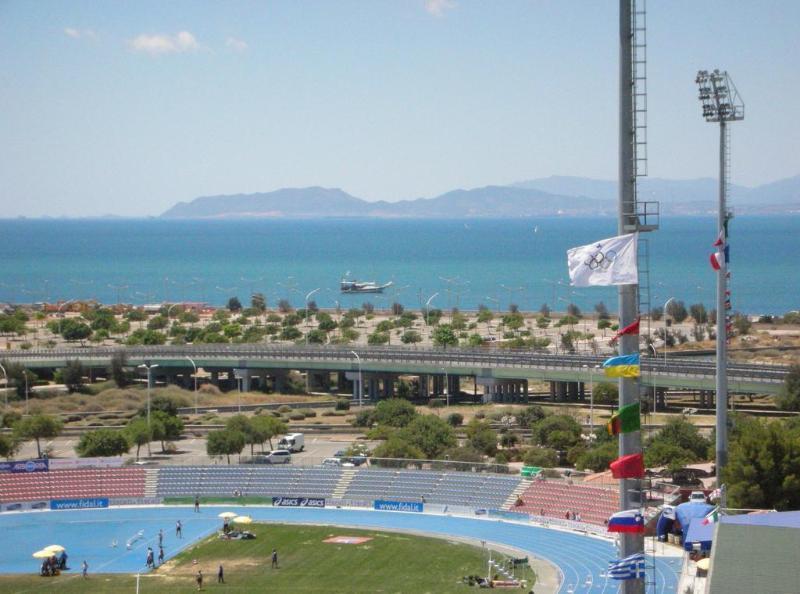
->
50, 497, 109, 510
272, 497, 326, 508
374, 500, 424, 513
0, 459, 49, 473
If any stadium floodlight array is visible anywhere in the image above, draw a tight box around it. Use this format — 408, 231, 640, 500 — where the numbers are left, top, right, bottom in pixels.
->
695, 70, 744, 122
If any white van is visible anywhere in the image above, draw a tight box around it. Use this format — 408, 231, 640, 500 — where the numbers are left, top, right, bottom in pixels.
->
278, 433, 305, 453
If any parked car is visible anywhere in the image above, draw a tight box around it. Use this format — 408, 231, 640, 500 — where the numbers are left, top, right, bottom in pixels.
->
689, 490, 707, 503
257, 449, 292, 464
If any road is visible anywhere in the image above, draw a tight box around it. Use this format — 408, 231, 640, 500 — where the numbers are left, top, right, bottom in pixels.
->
1, 343, 788, 394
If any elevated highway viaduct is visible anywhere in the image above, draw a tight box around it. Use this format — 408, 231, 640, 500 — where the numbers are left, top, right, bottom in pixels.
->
2, 345, 787, 406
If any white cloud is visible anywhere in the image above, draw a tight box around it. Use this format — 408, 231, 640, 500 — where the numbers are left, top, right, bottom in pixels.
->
226, 37, 248, 52
129, 31, 199, 55
424, 0, 457, 17
64, 27, 96, 39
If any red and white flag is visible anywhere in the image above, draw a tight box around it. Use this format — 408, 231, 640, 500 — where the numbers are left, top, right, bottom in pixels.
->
713, 230, 725, 247
710, 251, 724, 271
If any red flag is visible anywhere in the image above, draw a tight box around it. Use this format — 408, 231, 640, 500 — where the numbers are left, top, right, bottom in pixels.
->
713, 230, 724, 247
609, 318, 640, 344
710, 251, 723, 270
610, 453, 645, 479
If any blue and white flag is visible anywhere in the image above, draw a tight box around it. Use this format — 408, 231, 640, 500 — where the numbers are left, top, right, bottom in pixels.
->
608, 552, 646, 580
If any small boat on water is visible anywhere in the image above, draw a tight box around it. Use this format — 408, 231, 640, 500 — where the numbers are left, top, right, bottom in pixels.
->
340, 278, 393, 294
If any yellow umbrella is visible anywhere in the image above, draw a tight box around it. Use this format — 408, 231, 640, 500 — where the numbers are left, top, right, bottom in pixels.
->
43, 545, 65, 553
232, 515, 252, 524
218, 511, 238, 519
33, 550, 52, 559
696, 558, 710, 571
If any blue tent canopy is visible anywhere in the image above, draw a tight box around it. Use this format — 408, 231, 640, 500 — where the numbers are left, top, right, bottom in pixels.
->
683, 517, 715, 551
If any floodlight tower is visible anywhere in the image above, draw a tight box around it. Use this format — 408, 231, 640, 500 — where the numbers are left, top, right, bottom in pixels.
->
696, 69, 744, 499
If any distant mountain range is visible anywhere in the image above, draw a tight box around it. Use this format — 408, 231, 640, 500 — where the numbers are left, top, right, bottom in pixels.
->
160, 175, 800, 219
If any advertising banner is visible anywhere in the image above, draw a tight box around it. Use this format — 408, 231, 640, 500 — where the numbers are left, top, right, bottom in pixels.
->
0, 459, 49, 473
49, 457, 123, 470
50, 497, 109, 511
271, 497, 326, 508
373, 500, 424, 513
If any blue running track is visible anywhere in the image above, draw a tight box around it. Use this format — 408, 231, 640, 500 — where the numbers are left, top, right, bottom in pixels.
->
0, 506, 679, 593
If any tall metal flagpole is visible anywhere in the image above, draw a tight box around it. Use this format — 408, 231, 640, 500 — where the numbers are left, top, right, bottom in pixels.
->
618, 1, 644, 592
716, 118, 729, 494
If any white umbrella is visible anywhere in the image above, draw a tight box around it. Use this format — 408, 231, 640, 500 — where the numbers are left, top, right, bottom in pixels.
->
232, 515, 252, 524
43, 545, 65, 553
218, 511, 238, 519
33, 550, 52, 559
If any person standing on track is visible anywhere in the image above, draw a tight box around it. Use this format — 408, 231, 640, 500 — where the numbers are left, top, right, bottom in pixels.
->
194, 495, 200, 512
176, 520, 183, 538
217, 564, 224, 583
271, 548, 278, 569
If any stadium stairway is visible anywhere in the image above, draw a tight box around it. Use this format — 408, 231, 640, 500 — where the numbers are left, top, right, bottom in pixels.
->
144, 469, 159, 498
503, 478, 533, 508
332, 468, 357, 499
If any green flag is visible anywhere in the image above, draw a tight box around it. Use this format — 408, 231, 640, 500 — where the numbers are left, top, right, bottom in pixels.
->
607, 402, 641, 435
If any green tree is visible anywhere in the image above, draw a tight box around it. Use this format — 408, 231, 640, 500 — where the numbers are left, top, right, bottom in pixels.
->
371, 435, 424, 463
14, 413, 63, 457
592, 382, 618, 405
367, 331, 389, 345
226, 414, 260, 456
0, 433, 19, 459
573, 441, 618, 472
76, 429, 130, 457
530, 415, 582, 449
646, 417, 709, 460
777, 364, 800, 411
724, 418, 800, 511
227, 297, 243, 312
401, 330, 422, 344
466, 419, 498, 456
126, 417, 152, 460
206, 429, 246, 464
373, 399, 417, 428
689, 303, 708, 324
126, 329, 167, 345
477, 308, 493, 323
60, 318, 92, 343
536, 316, 551, 329
400, 415, 456, 458
517, 405, 547, 427
446, 412, 464, 427
147, 315, 168, 330
666, 300, 688, 323
61, 359, 85, 393
733, 313, 752, 335
643, 441, 696, 470
1, 362, 36, 398
523, 447, 558, 468
280, 326, 302, 341
432, 324, 458, 347
149, 410, 184, 451
251, 293, 267, 312
250, 415, 287, 451
442, 445, 484, 463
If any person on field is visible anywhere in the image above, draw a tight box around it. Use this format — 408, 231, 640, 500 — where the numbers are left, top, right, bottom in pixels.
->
158, 546, 165, 565
176, 520, 183, 538
271, 549, 278, 569
82, 560, 88, 578
196, 569, 203, 590
218, 564, 224, 583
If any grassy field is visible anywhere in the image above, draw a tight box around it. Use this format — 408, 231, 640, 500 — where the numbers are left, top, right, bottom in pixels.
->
0, 523, 534, 593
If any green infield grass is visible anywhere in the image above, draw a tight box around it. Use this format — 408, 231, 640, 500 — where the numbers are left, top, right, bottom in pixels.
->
0, 523, 535, 593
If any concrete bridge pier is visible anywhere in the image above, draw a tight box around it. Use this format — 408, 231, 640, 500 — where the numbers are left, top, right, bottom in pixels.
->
308, 371, 332, 392
344, 371, 362, 402
447, 375, 460, 402
381, 375, 394, 399
418, 375, 430, 400
234, 368, 254, 392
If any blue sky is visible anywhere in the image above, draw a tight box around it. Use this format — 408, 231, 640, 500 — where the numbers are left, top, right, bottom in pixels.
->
0, 0, 797, 217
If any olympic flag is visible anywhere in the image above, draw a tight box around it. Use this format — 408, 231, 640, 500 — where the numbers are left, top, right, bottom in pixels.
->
566, 233, 638, 287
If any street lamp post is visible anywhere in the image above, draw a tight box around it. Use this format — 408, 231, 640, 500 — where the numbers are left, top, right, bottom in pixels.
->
424, 292, 439, 328
138, 363, 159, 427
350, 351, 363, 408
583, 364, 601, 433
186, 356, 198, 414
304, 288, 321, 346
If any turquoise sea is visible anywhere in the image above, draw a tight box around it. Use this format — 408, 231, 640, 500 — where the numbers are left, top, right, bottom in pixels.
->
0, 216, 797, 315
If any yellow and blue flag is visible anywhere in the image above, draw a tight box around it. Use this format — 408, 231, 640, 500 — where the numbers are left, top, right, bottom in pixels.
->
602, 353, 640, 378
